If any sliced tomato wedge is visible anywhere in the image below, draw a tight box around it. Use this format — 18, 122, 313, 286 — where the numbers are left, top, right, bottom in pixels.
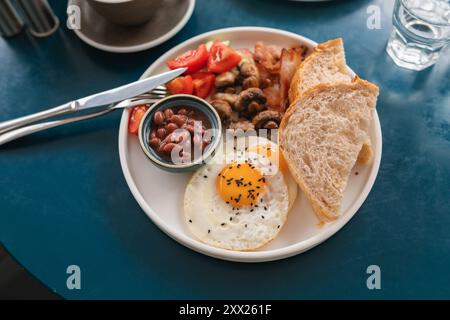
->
207, 41, 242, 73
191, 72, 215, 99
166, 44, 209, 74
166, 75, 194, 95
128, 105, 149, 135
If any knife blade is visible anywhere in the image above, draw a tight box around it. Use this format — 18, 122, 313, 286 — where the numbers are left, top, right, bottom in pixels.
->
76, 67, 186, 110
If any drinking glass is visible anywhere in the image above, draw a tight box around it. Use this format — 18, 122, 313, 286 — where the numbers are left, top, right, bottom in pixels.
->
386, 0, 450, 71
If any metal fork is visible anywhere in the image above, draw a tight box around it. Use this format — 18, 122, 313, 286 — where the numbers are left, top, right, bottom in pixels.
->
0, 86, 167, 146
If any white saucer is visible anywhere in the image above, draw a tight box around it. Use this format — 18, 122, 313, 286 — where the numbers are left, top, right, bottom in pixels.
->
68, 0, 195, 53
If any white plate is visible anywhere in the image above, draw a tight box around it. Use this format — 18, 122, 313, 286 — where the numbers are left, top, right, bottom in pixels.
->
118, 27, 382, 262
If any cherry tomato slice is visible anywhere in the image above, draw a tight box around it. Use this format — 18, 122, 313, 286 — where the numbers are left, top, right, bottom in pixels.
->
207, 42, 242, 73
166, 44, 209, 74
166, 75, 194, 95
128, 105, 149, 135
191, 72, 215, 99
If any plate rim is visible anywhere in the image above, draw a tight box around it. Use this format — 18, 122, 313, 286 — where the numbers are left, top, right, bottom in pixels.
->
118, 26, 382, 262
68, 0, 196, 53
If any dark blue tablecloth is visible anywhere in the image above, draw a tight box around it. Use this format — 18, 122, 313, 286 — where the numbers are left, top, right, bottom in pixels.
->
1, 0, 449, 299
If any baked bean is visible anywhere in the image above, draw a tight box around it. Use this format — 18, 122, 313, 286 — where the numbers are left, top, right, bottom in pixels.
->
164, 108, 174, 119
177, 108, 188, 115
150, 129, 156, 139
166, 122, 178, 133
162, 143, 176, 153
157, 142, 166, 154
153, 111, 165, 126
170, 114, 187, 127
164, 132, 174, 143
156, 128, 166, 139
149, 137, 161, 148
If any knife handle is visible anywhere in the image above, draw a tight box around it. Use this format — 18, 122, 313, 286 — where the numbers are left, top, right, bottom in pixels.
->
0, 101, 77, 134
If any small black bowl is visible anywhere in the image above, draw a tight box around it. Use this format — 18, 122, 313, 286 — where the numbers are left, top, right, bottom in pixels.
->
138, 94, 222, 172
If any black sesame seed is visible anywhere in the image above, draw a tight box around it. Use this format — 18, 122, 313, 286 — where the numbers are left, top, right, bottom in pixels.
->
277, 225, 280, 229
261, 215, 265, 219
355, 172, 359, 175
245, 224, 248, 228
203, 175, 208, 178
221, 223, 226, 226
189, 219, 192, 223
229, 217, 233, 221
208, 229, 211, 233
250, 209, 254, 212
264, 206, 267, 211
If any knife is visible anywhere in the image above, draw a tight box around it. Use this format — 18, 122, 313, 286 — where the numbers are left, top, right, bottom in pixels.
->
0, 67, 186, 134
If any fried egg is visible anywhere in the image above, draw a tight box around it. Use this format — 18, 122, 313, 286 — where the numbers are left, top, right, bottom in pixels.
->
184, 136, 297, 251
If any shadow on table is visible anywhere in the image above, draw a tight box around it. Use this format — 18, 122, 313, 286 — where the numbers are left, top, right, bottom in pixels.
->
0, 246, 59, 300
366, 44, 450, 101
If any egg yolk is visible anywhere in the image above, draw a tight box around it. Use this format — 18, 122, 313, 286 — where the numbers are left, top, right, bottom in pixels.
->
217, 162, 267, 208
247, 144, 288, 174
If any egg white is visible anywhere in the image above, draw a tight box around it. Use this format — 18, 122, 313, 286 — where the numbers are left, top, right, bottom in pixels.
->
184, 136, 294, 251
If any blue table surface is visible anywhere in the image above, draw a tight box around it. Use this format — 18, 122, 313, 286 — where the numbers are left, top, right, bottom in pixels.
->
1, 0, 449, 299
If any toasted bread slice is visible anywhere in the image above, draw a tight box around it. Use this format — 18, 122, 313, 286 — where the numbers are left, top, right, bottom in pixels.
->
280, 78, 379, 221
288, 38, 373, 164
288, 38, 352, 103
